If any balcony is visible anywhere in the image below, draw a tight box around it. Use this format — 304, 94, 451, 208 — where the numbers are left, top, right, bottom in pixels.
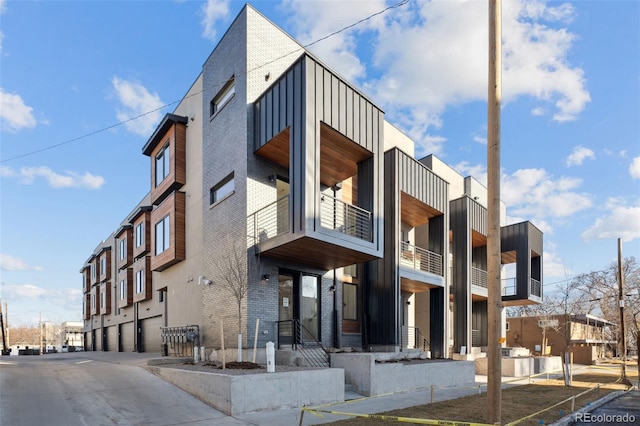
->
472, 267, 488, 288
503, 277, 542, 298
399, 241, 443, 276
249, 194, 377, 270
320, 194, 372, 242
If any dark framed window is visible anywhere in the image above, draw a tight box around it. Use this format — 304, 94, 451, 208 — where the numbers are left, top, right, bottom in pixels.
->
155, 142, 170, 186
154, 215, 170, 255
210, 172, 235, 205
120, 280, 126, 300
210, 76, 235, 116
119, 238, 126, 261
135, 223, 144, 248
136, 270, 144, 294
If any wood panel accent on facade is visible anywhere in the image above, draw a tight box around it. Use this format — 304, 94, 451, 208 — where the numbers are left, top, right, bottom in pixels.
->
150, 191, 186, 272
115, 226, 133, 270
148, 119, 187, 206
98, 248, 112, 282
393, 148, 448, 216
117, 268, 133, 308
84, 293, 91, 320
100, 283, 111, 315
133, 256, 152, 303
319, 123, 372, 188
130, 207, 152, 259
82, 266, 91, 293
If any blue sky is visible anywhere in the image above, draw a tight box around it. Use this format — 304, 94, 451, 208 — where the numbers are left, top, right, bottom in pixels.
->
1, 0, 638, 326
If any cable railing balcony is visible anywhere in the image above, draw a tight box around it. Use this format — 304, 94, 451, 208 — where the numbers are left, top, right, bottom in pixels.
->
502, 277, 517, 296
248, 195, 290, 244
530, 278, 542, 297
320, 193, 372, 242
472, 267, 488, 288
400, 241, 443, 276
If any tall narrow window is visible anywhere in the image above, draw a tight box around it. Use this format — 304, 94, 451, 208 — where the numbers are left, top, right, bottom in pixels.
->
135, 223, 144, 248
100, 291, 105, 310
343, 283, 358, 320
210, 172, 235, 204
119, 238, 126, 261
100, 257, 106, 277
154, 215, 170, 255
155, 143, 170, 186
136, 269, 145, 294
210, 76, 235, 116
120, 280, 126, 300
91, 264, 96, 280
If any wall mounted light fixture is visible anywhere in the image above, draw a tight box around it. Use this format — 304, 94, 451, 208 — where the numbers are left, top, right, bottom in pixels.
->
262, 274, 270, 282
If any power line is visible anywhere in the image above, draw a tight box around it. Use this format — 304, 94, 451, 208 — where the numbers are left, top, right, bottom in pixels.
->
1, 0, 410, 164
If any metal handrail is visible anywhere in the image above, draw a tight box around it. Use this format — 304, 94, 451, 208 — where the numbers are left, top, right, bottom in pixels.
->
502, 277, 517, 296
530, 278, 542, 297
248, 195, 290, 244
399, 241, 443, 276
276, 319, 329, 368
401, 326, 430, 352
472, 267, 488, 288
320, 194, 372, 242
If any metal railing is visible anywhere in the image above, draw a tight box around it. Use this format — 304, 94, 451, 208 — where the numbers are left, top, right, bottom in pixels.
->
160, 325, 199, 357
471, 267, 488, 288
320, 194, 372, 242
248, 195, 290, 244
530, 278, 542, 297
276, 319, 329, 368
502, 277, 517, 296
399, 241, 443, 276
401, 326, 430, 352
472, 329, 481, 347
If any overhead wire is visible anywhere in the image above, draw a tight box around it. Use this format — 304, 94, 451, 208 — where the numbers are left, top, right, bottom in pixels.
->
0, 0, 410, 164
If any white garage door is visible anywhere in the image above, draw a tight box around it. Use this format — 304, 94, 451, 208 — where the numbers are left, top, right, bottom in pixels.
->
141, 316, 163, 353
106, 325, 118, 352
120, 321, 135, 352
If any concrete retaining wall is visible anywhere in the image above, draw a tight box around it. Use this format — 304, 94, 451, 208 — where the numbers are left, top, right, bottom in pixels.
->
475, 356, 562, 377
331, 353, 475, 397
148, 366, 344, 415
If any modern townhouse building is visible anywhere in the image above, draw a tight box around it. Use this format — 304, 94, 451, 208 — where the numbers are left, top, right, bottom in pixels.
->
81, 4, 542, 361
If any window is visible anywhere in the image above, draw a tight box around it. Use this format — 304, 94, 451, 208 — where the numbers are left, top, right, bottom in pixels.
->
100, 291, 105, 309
210, 77, 235, 116
155, 215, 170, 255
136, 269, 144, 294
91, 264, 96, 280
155, 143, 170, 186
119, 238, 126, 261
210, 172, 235, 204
100, 257, 106, 277
120, 280, 126, 300
343, 283, 358, 320
91, 293, 96, 311
135, 223, 144, 248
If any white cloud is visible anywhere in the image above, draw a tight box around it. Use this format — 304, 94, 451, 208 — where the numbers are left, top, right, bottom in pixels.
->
0, 0, 6, 14
502, 168, 592, 220
565, 145, 595, 167
0, 88, 37, 132
1, 166, 105, 189
111, 77, 164, 137
581, 198, 640, 243
531, 107, 546, 116
201, 0, 230, 42
453, 161, 488, 186
284, 0, 386, 83
286, 0, 589, 146
2, 284, 48, 299
473, 136, 487, 145
630, 156, 640, 179
0, 253, 43, 271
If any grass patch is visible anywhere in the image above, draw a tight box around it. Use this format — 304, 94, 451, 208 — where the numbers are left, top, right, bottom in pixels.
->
329, 370, 637, 425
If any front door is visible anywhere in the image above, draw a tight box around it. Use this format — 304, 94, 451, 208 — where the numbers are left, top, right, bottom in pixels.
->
278, 271, 320, 345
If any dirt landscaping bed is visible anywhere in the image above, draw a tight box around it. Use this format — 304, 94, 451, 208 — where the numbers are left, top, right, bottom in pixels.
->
330, 370, 637, 425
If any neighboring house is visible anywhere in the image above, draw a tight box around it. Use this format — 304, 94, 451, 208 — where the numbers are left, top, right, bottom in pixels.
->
81, 4, 542, 359
60, 321, 84, 350
506, 314, 615, 364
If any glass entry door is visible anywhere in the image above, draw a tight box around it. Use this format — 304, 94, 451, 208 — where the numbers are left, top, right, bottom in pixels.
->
278, 271, 320, 345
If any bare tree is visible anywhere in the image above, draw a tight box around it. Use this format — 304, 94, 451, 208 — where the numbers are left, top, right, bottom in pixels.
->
210, 235, 261, 362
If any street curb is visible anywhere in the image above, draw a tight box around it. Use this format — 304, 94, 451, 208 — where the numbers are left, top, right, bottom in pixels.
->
549, 390, 628, 426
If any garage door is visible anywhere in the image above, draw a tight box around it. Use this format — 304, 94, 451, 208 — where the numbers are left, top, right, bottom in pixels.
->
120, 321, 135, 352
141, 316, 163, 353
106, 325, 118, 352
95, 328, 103, 351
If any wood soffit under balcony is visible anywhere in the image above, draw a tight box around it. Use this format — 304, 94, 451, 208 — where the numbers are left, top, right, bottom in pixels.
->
401, 192, 441, 227
255, 123, 373, 188
259, 236, 378, 271
400, 277, 438, 294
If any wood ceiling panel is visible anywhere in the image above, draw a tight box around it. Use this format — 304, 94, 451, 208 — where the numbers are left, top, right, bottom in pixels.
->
320, 123, 371, 188
400, 192, 441, 227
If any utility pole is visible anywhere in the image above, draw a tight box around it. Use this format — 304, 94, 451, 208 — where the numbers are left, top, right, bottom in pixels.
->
617, 238, 629, 384
487, 0, 502, 423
